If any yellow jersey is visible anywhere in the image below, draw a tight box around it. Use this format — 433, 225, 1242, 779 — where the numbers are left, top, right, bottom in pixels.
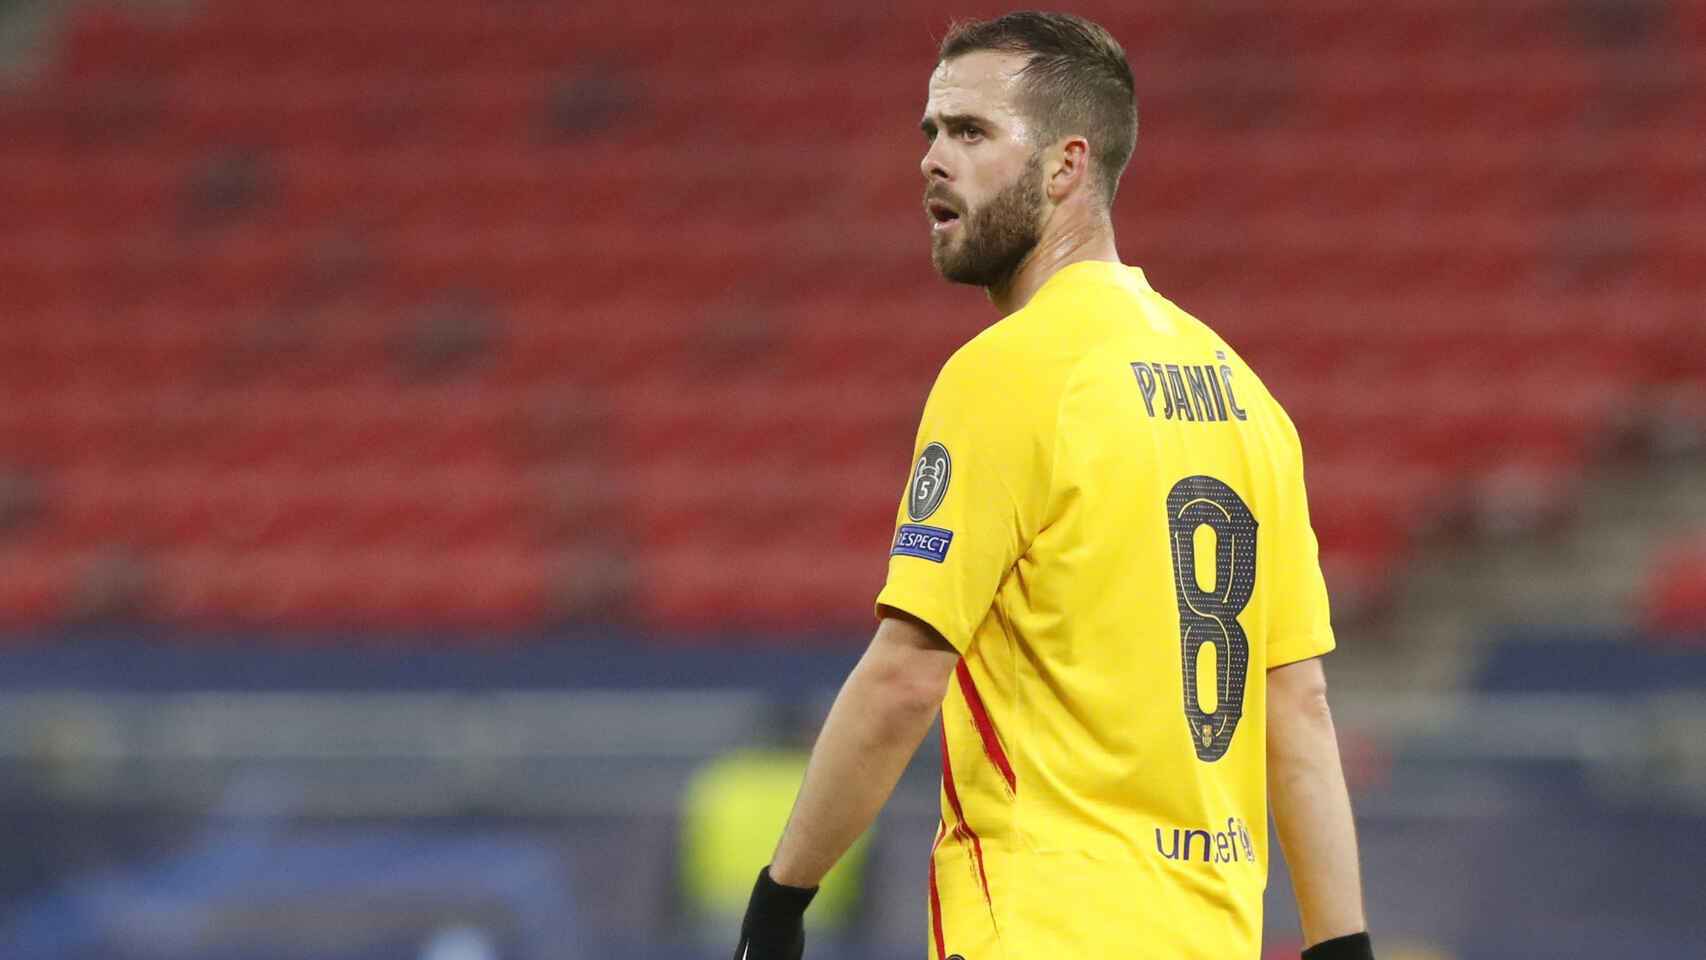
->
875, 260, 1335, 959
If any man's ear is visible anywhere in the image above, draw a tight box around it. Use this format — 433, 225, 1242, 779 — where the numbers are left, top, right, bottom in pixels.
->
1047, 136, 1092, 203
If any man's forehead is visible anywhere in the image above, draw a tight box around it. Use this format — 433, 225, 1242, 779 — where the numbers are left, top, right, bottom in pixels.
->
925, 50, 1029, 119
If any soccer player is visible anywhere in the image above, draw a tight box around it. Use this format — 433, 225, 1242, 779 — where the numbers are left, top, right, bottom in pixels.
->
733, 12, 1374, 960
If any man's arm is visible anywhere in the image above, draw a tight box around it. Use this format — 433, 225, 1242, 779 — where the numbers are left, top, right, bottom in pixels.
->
767, 610, 960, 887
1268, 656, 1370, 951
734, 613, 957, 957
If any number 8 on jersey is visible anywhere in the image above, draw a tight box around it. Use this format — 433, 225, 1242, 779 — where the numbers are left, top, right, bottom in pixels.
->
1165, 475, 1258, 763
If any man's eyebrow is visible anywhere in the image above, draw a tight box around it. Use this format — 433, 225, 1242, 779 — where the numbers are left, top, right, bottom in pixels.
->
920, 113, 994, 136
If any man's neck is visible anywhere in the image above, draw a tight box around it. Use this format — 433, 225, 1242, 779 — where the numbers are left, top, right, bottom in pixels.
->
987, 216, 1120, 316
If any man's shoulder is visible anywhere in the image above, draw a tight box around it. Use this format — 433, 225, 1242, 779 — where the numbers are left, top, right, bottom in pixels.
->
945, 283, 1102, 371
935, 313, 1074, 402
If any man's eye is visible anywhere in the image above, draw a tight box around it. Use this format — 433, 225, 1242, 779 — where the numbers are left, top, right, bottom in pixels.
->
960, 127, 982, 140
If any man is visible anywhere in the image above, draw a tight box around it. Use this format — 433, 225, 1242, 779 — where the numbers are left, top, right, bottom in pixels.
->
733, 11, 1373, 960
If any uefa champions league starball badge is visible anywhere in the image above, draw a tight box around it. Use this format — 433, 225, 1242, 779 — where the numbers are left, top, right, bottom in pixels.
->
908, 442, 952, 521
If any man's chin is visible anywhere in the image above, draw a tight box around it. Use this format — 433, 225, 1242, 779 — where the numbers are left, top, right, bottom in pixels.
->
931, 240, 976, 285
933, 253, 991, 286
932, 258, 975, 285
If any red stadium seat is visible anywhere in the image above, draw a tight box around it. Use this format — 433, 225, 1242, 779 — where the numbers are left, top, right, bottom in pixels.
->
0, 545, 82, 627
1640, 538, 1706, 640
0, 0, 1700, 637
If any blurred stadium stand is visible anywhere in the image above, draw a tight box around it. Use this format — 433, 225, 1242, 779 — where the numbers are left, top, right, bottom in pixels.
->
1642, 532, 1706, 636
0, 0, 1700, 632
1, 0, 1704, 958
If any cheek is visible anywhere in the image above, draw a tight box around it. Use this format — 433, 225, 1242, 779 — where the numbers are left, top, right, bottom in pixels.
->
964, 155, 1026, 208
958, 180, 994, 216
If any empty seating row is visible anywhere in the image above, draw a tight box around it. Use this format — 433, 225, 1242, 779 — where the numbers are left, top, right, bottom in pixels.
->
0, 0, 1698, 633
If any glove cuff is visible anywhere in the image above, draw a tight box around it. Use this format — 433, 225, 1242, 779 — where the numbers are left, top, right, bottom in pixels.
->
748, 866, 819, 921
1302, 932, 1374, 960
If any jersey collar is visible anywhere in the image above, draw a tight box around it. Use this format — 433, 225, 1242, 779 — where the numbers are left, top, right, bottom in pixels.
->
1031, 259, 1150, 304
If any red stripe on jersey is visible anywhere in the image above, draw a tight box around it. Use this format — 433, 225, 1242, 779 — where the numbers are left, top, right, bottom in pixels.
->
928, 821, 947, 960
956, 661, 1017, 795
939, 726, 995, 913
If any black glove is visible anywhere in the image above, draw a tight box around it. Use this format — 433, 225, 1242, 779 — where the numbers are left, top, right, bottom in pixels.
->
1302, 932, 1375, 960
732, 866, 819, 960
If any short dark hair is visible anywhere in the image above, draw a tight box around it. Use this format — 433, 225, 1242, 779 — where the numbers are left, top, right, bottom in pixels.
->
939, 11, 1138, 207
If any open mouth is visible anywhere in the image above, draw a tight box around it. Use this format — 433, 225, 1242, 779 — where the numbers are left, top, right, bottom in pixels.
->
927, 201, 962, 232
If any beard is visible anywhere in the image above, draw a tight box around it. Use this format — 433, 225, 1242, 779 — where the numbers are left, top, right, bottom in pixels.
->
931, 152, 1045, 288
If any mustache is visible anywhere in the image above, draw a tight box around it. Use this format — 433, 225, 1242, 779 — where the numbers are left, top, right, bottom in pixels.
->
924, 185, 968, 214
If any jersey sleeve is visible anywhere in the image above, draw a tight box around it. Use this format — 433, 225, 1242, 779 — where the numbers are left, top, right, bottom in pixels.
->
874, 346, 1048, 655
1266, 409, 1337, 668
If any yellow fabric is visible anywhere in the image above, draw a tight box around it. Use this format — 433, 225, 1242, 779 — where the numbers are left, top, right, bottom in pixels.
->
875, 261, 1335, 959
679, 748, 869, 930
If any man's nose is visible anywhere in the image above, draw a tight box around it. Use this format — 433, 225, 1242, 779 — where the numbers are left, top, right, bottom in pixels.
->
920, 144, 949, 182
